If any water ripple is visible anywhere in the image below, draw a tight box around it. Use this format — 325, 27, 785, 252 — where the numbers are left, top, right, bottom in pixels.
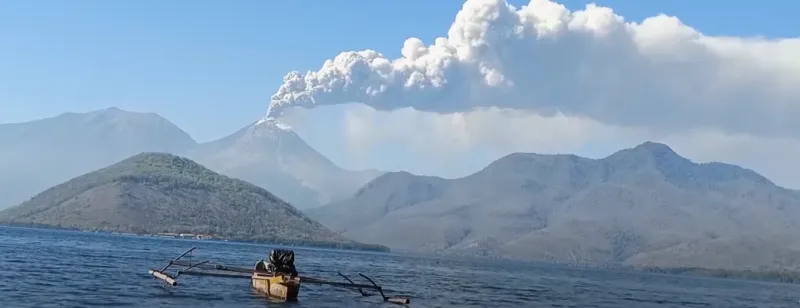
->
2, 226, 800, 308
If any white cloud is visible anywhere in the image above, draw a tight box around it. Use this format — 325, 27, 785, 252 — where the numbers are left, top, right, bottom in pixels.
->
269, 0, 800, 188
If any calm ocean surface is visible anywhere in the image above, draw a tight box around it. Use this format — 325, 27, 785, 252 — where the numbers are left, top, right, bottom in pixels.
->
1, 227, 799, 307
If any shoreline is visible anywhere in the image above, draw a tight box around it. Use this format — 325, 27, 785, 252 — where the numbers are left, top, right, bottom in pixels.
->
0, 223, 390, 253
380, 250, 800, 285
3, 223, 798, 285
635, 266, 800, 284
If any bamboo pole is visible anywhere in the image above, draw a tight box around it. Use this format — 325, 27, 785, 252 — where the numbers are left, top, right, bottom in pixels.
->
176, 270, 252, 279
300, 276, 382, 290
171, 260, 253, 273
158, 247, 196, 273
387, 297, 410, 305
148, 269, 177, 286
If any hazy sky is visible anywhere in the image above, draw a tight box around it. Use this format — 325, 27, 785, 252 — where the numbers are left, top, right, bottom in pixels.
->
2, 0, 799, 187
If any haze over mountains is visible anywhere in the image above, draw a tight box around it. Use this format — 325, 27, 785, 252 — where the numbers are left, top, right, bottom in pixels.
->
0, 108, 381, 210
0, 108, 196, 210
5, 107, 800, 271
189, 118, 382, 208
308, 142, 800, 270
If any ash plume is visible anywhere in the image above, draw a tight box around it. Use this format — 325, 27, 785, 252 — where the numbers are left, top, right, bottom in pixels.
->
266, 0, 800, 139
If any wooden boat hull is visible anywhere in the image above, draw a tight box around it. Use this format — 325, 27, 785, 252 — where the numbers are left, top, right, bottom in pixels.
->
251, 272, 301, 301
148, 248, 409, 305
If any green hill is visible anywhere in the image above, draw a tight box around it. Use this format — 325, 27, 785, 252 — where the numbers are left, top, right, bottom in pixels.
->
0, 152, 387, 251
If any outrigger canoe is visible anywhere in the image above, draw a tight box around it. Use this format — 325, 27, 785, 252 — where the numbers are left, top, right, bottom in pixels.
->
147, 247, 410, 305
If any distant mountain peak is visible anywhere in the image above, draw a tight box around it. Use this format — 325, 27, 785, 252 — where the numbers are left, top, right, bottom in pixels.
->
633, 141, 677, 156
102, 106, 124, 112
191, 115, 384, 210
79, 107, 174, 127
255, 117, 292, 131
88, 106, 149, 116
223, 117, 298, 143
605, 141, 686, 165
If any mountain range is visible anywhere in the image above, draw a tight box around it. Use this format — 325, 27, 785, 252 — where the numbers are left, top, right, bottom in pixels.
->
307, 142, 800, 270
4, 107, 800, 272
0, 108, 381, 210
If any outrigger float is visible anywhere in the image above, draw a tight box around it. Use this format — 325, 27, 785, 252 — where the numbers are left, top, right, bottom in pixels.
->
147, 247, 410, 305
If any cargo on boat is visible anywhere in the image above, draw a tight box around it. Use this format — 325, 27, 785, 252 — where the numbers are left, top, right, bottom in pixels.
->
146, 247, 410, 305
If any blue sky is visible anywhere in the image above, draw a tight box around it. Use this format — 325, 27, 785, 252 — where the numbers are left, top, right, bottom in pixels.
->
0, 0, 794, 175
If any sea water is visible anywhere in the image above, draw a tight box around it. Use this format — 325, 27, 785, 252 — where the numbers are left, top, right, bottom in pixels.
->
1, 226, 798, 308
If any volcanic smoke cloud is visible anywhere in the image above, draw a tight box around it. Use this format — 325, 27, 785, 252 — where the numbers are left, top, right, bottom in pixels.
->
266, 0, 800, 139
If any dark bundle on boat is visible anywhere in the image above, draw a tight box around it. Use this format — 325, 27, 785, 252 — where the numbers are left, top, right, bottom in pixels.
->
262, 249, 297, 277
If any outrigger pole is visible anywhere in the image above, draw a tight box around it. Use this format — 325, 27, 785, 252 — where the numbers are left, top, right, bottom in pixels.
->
147, 247, 410, 305
302, 273, 410, 305
148, 246, 197, 286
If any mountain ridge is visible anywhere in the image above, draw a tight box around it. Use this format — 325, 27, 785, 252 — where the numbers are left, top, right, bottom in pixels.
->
0, 108, 383, 210
191, 117, 383, 208
307, 141, 800, 271
0, 108, 198, 209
